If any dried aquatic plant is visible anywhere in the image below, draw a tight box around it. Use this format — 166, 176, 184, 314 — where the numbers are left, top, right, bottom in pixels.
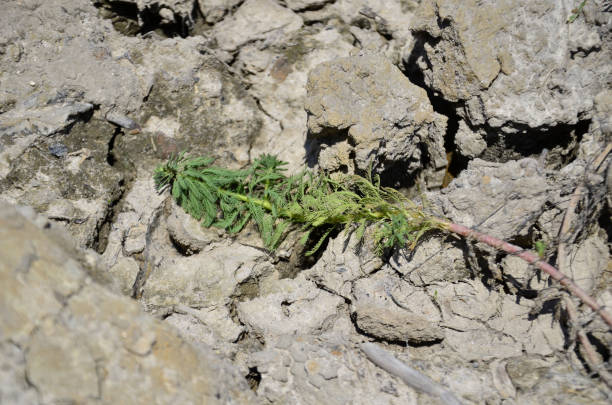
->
154, 153, 612, 329
154, 153, 442, 255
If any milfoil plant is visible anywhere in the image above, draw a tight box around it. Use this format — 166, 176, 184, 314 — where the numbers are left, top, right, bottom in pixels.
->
153, 153, 612, 328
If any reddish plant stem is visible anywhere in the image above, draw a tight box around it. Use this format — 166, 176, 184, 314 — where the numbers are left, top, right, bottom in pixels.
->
442, 221, 612, 329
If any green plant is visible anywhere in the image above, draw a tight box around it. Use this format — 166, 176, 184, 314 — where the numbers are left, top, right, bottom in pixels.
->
154, 153, 612, 329
534, 240, 547, 259
567, 0, 587, 23
153, 153, 440, 255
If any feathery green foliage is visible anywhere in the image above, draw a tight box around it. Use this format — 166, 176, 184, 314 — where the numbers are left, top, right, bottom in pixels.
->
154, 153, 444, 254
153, 153, 612, 332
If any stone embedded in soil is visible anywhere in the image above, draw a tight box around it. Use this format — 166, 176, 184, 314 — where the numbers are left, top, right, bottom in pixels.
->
354, 305, 444, 343
166, 199, 221, 254
142, 243, 268, 310
409, 0, 611, 131
564, 234, 608, 293
455, 120, 487, 159
239, 26, 356, 172
427, 157, 548, 240
389, 237, 470, 286
198, 0, 243, 23
236, 274, 346, 337
303, 228, 383, 298
434, 280, 564, 360
305, 54, 447, 188
212, 0, 304, 52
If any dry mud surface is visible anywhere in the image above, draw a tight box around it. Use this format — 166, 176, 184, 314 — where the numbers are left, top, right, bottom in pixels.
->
1, 0, 611, 404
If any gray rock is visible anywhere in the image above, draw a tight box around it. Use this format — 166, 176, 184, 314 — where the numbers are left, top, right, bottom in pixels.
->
434, 280, 563, 360
303, 228, 383, 298
236, 274, 346, 337
27, 321, 100, 401
199, 0, 243, 23
316, 0, 420, 53
244, 336, 422, 404
0, 0, 265, 248
0, 102, 94, 178
501, 254, 548, 292
142, 243, 268, 310
240, 26, 356, 172
354, 305, 444, 344
505, 356, 556, 391
212, 0, 303, 52
305, 54, 447, 188
165, 309, 241, 356
99, 175, 166, 276
409, 0, 611, 131
508, 359, 610, 404
0, 342, 38, 404
489, 360, 517, 400
352, 268, 442, 323
0, 202, 258, 404
428, 158, 548, 240
108, 256, 140, 296
454, 120, 486, 158
389, 237, 470, 286
562, 234, 608, 294
166, 199, 221, 254
116, 37, 262, 166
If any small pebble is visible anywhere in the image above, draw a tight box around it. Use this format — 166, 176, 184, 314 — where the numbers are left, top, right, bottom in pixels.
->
49, 144, 68, 158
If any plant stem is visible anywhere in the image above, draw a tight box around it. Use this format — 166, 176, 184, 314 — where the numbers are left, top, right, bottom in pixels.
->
442, 221, 612, 329
220, 180, 612, 329
218, 189, 273, 211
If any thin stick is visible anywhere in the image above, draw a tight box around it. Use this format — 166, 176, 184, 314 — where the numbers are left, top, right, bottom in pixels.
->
592, 144, 612, 172
360, 342, 463, 405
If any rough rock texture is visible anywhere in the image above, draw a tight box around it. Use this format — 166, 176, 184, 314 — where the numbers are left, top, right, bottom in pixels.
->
428, 158, 549, 239
305, 54, 448, 187
389, 237, 470, 286
409, 0, 611, 133
212, 0, 303, 52
238, 25, 356, 172
354, 305, 444, 344
0, 0, 263, 247
2, 0, 611, 403
199, 0, 243, 23
236, 273, 346, 337
0, 202, 258, 404
303, 228, 383, 298
296, 0, 421, 62
242, 335, 425, 404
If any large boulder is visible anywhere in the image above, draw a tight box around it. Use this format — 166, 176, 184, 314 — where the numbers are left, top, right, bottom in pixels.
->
0, 202, 258, 404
